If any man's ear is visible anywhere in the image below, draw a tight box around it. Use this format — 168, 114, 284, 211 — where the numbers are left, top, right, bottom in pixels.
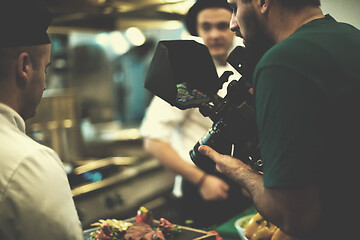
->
16, 52, 31, 89
259, 0, 270, 14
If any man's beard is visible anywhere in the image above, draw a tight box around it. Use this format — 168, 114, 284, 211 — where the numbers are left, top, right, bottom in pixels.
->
241, 8, 274, 58
245, 31, 274, 66
234, 7, 275, 78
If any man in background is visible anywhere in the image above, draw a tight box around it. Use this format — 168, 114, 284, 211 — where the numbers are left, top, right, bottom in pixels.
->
0, 1, 83, 239
141, 0, 251, 228
199, 0, 360, 238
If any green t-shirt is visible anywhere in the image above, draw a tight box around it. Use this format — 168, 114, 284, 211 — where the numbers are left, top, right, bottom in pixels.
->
254, 14, 360, 237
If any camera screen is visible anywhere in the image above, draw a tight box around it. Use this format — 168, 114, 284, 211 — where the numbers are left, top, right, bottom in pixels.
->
176, 82, 210, 107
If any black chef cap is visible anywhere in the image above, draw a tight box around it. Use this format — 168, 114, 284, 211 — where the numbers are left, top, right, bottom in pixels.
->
0, 0, 53, 48
185, 0, 232, 36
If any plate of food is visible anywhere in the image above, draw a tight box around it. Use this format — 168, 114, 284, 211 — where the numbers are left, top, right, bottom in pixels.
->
84, 206, 221, 240
234, 214, 253, 240
234, 212, 296, 240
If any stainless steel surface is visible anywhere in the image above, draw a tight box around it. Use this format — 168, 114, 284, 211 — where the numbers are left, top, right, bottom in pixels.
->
73, 156, 139, 175
72, 157, 163, 197
73, 157, 175, 228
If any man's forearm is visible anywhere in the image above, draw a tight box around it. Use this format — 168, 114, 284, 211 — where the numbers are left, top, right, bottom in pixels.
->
198, 145, 322, 237
229, 167, 281, 223
221, 162, 322, 237
227, 166, 277, 224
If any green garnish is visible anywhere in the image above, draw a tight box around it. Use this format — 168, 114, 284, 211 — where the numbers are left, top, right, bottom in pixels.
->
239, 215, 253, 228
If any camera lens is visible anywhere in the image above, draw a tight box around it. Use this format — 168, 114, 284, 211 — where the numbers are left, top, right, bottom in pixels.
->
189, 142, 216, 173
189, 120, 231, 173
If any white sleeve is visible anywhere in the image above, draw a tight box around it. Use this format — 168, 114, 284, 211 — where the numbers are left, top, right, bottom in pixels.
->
0, 148, 83, 240
140, 96, 189, 142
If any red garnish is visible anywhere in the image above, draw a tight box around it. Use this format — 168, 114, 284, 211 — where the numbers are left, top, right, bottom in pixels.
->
95, 223, 113, 239
158, 218, 175, 231
136, 206, 154, 225
158, 217, 181, 238
208, 230, 223, 240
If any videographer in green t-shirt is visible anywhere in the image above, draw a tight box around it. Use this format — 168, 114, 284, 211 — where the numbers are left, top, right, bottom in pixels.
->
199, 0, 360, 239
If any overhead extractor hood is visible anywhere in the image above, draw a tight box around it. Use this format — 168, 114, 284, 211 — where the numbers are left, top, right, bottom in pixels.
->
46, 0, 195, 33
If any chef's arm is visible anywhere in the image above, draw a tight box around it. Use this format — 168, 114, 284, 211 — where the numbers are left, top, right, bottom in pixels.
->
143, 138, 205, 185
198, 145, 322, 237
143, 138, 230, 200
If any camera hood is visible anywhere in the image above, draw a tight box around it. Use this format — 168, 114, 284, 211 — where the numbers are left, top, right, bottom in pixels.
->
144, 40, 221, 109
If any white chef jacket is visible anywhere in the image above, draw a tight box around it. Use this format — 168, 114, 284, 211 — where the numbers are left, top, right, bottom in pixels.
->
0, 103, 83, 240
140, 62, 241, 196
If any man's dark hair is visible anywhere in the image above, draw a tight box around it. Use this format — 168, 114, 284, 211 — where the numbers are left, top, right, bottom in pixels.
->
240, 0, 321, 9
277, 0, 321, 10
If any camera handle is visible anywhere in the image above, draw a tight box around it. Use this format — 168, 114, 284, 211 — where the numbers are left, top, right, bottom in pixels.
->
198, 70, 241, 123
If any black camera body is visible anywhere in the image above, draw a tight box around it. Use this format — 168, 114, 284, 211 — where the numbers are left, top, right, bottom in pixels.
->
145, 40, 263, 173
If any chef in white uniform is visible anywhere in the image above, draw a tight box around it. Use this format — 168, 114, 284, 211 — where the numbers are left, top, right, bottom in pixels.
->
0, 1, 83, 239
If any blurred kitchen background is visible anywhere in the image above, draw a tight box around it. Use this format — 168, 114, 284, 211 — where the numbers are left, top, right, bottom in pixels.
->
25, 0, 360, 229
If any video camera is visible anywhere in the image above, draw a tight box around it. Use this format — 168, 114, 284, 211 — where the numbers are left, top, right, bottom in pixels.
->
144, 40, 263, 173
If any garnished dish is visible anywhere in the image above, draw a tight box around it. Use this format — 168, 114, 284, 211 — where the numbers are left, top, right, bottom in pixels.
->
89, 206, 207, 240
235, 213, 295, 240
90, 219, 133, 240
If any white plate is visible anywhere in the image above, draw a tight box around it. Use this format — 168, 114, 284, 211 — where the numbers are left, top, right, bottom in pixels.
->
234, 214, 254, 240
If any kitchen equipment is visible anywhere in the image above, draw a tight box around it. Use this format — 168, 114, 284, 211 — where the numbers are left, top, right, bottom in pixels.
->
70, 155, 176, 228
26, 89, 82, 162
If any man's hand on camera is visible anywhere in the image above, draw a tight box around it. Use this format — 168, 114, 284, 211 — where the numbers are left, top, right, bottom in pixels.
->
198, 145, 251, 178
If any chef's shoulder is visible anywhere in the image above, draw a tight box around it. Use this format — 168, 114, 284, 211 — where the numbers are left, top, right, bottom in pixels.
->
0, 128, 83, 240
4, 124, 62, 166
